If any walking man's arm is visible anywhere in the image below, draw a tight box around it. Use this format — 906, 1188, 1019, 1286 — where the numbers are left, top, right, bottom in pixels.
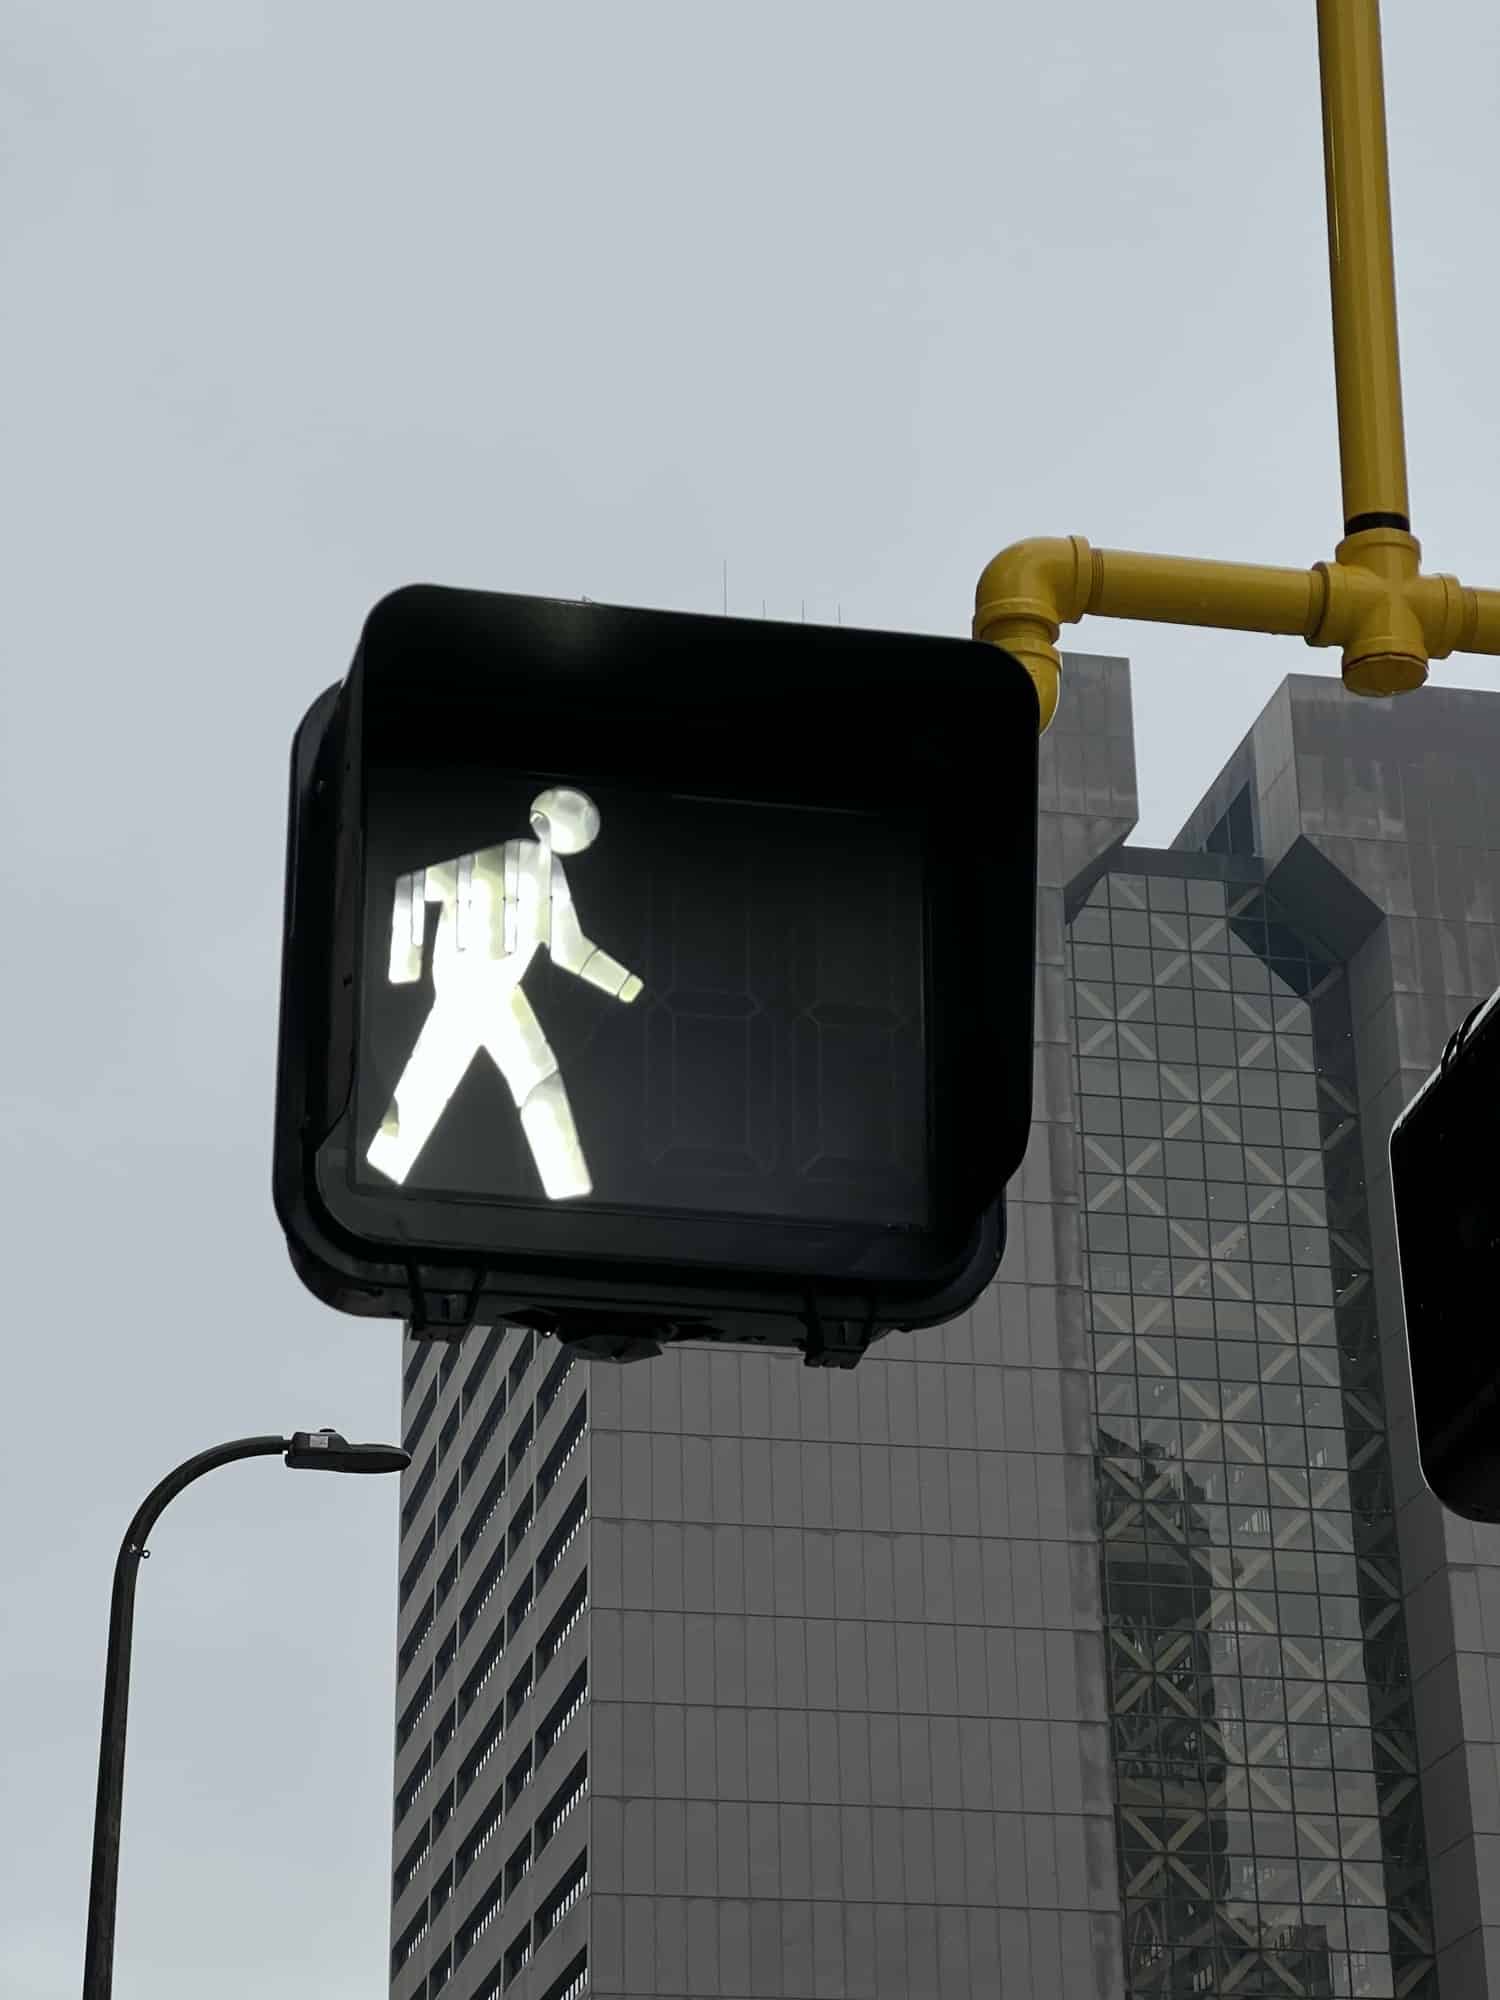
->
548, 864, 642, 1001
386, 863, 457, 983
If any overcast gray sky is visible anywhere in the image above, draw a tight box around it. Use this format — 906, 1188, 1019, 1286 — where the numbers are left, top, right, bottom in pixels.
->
5, 3, 1499, 1995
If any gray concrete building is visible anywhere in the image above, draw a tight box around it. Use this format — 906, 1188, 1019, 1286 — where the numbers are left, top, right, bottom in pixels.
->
386, 653, 1500, 2000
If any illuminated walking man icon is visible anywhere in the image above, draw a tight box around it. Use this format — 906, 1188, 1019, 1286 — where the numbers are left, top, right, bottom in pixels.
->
366, 786, 641, 1200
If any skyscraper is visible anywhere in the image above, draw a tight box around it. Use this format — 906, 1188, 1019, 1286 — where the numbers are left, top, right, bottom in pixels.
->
388, 652, 1500, 1999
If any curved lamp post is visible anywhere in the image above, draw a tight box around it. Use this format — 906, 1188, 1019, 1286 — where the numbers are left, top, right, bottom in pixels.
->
82, 1428, 410, 2000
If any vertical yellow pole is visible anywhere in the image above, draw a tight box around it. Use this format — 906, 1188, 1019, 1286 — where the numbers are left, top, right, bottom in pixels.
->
1317, 0, 1411, 534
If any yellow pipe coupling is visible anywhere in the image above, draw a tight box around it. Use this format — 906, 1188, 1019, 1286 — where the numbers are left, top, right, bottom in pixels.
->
1310, 528, 1427, 696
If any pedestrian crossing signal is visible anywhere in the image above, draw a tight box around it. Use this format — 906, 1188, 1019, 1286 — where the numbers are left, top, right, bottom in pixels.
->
273, 586, 1040, 1364
1391, 985, 1500, 1518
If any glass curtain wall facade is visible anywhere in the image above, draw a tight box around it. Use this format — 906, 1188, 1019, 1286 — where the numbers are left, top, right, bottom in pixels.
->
1172, 671, 1500, 1993
1072, 855, 1433, 1996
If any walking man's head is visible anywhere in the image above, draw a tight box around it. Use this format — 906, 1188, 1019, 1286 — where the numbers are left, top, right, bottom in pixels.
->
530, 786, 600, 854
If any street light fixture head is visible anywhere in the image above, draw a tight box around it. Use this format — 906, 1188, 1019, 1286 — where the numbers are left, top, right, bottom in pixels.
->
283, 1429, 410, 1475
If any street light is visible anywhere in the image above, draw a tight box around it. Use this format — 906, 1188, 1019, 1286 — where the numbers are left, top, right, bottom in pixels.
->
82, 1428, 410, 2000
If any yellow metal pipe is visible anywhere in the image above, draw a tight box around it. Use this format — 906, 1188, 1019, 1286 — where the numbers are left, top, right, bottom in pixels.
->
1318, 0, 1411, 532
973, 534, 1500, 729
1087, 548, 1321, 637
1456, 586, 1500, 656
970, 5, 1500, 734
974, 538, 1323, 732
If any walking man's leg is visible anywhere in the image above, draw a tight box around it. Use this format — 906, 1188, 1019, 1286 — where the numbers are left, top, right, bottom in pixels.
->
486, 989, 592, 1200
368, 1001, 478, 1183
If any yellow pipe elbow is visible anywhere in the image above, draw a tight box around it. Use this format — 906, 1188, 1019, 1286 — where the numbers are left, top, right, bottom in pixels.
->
973, 536, 1095, 732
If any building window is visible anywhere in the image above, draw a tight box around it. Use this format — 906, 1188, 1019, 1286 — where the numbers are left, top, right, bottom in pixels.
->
502, 1924, 531, 1989
458, 1788, 506, 1884
506, 1656, 534, 1727
460, 1540, 507, 1642
459, 1623, 506, 1719
536, 1572, 588, 1677
433, 1697, 457, 1760
535, 1849, 588, 1940
460, 1325, 504, 1416
536, 1346, 576, 1423
397, 1667, 435, 1751
458, 1703, 504, 1803
537, 1483, 588, 1589
399, 1592, 436, 1682
403, 1373, 438, 1458
536, 1756, 588, 1851
429, 1862, 453, 1920
462, 1390, 508, 1491
504, 1741, 533, 1810
401, 1450, 437, 1537
456, 1862, 504, 1965
1204, 783, 1255, 858
539, 1399, 587, 1502
507, 1328, 535, 1400
507, 1407, 535, 1480
536, 1951, 588, 2000
393, 1822, 431, 1899
461, 1458, 509, 1561
504, 1829, 532, 1897
535, 1664, 588, 1766
506, 1567, 535, 1641
507, 1482, 535, 1559
391, 1907, 431, 1978
399, 1523, 436, 1610
395, 1747, 432, 1826
434, 1550, 459, 1615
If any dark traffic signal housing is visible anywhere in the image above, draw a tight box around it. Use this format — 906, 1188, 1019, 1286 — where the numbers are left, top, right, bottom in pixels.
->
274, 587, 1039, 1365
1391, 984, 1500, 1518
